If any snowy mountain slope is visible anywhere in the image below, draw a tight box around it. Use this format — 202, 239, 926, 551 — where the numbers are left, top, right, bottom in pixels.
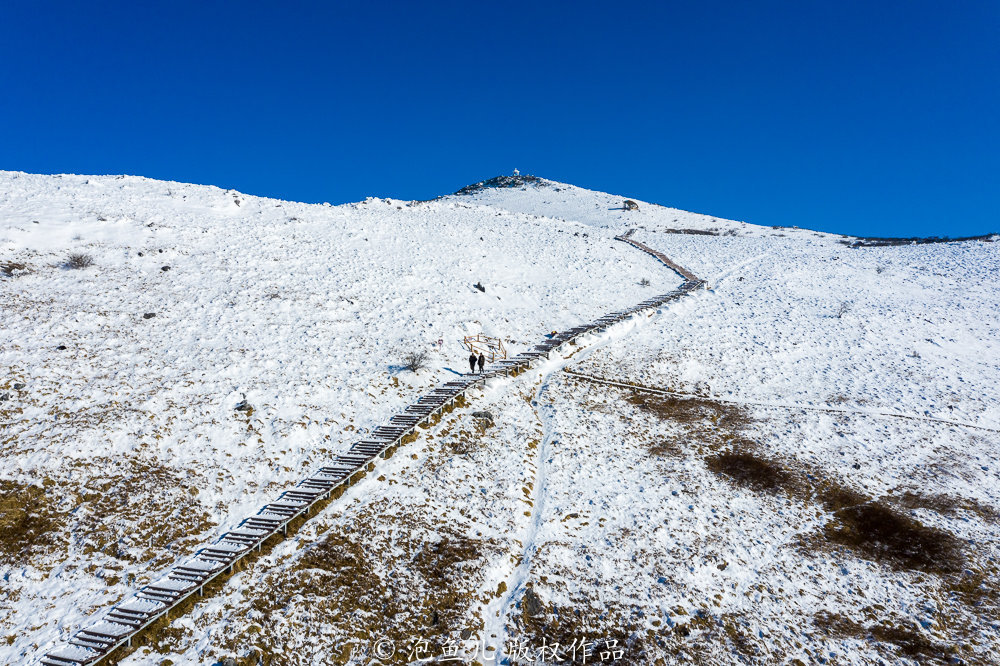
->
2, 171, 998, 665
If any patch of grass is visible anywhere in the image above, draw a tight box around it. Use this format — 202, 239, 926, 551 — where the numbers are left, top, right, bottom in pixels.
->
215, 504, 497, 665
72, 461, 214, 568
411, 531, 487, 635
0, 479, 65, 565
627, 392, 751, 451
701, 448, 965, 574
1, 261, 28, 277
65, 253, 94, 269
941, 562, 1000, 631
445, 433, 476, 456
823, 501, 964, 574
645, 439, 683, 457
814, 611, 956, 662
893, 490, 999, 523
298, 526, 384, 594
512, 583, 775, 666
814, 480, 868, 513
705, 451, 792, 493
512, 584, 651, 665
621, 378, 967, 577
622, 384, 753, 459
444, 425, 486, 456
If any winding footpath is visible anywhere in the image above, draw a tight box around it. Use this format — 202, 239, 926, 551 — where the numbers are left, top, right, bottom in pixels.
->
39, 231, 703, 666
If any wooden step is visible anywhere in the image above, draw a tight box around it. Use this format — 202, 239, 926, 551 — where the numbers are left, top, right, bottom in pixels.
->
42, 647, 102, 665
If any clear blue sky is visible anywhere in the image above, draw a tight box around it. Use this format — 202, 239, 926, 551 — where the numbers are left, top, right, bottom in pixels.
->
2, 1, 998, 237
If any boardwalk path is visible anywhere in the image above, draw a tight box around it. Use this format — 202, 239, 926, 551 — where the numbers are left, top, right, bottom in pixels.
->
40, 231, 703, 666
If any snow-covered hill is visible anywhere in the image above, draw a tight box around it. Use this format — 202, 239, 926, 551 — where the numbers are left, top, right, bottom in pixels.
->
2, 172, 998, 665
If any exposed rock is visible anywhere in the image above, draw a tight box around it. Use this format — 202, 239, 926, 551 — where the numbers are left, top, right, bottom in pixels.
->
455, 174, 545, 195
523, 586, 544, 617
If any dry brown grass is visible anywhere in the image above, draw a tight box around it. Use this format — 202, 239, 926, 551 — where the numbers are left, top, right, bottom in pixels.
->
411, 531, 489, 637
65, 253, 94, 269
444, 427, 479, 456
621, 379, 967, 576
702, 447, 966, 575
71, 460, 215, 569
511, 585, 652, 666
211, 504, 498, 664
511, 583, 781, 666
1, 261, 28, 277
892, 490, 999, 524
704, 450, 791, 493
624, 388, 752, 462
822, 502, 964, 575
816, 481, 868, 513
627, 392, 750, 434
0, 479, 66, 565
645, 438, 684, 457
814, 611, 957, 663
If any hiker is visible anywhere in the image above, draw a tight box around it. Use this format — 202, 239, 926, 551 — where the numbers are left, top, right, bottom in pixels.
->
477, 353, 486, 373
469, 351, 478, 374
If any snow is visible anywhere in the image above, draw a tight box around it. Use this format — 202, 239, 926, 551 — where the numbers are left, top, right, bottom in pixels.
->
45, 645, 98, 662
2, 171, 998, 664
144, 580, 192, 595
116, 599, 166, 614
86, 621, 133, 637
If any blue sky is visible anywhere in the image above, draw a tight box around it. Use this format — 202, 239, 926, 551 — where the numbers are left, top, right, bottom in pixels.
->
2, 1, 997, 237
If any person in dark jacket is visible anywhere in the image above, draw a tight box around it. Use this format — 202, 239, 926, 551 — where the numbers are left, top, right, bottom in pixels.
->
469, 352, 478, 374
477, 353, 486, 373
